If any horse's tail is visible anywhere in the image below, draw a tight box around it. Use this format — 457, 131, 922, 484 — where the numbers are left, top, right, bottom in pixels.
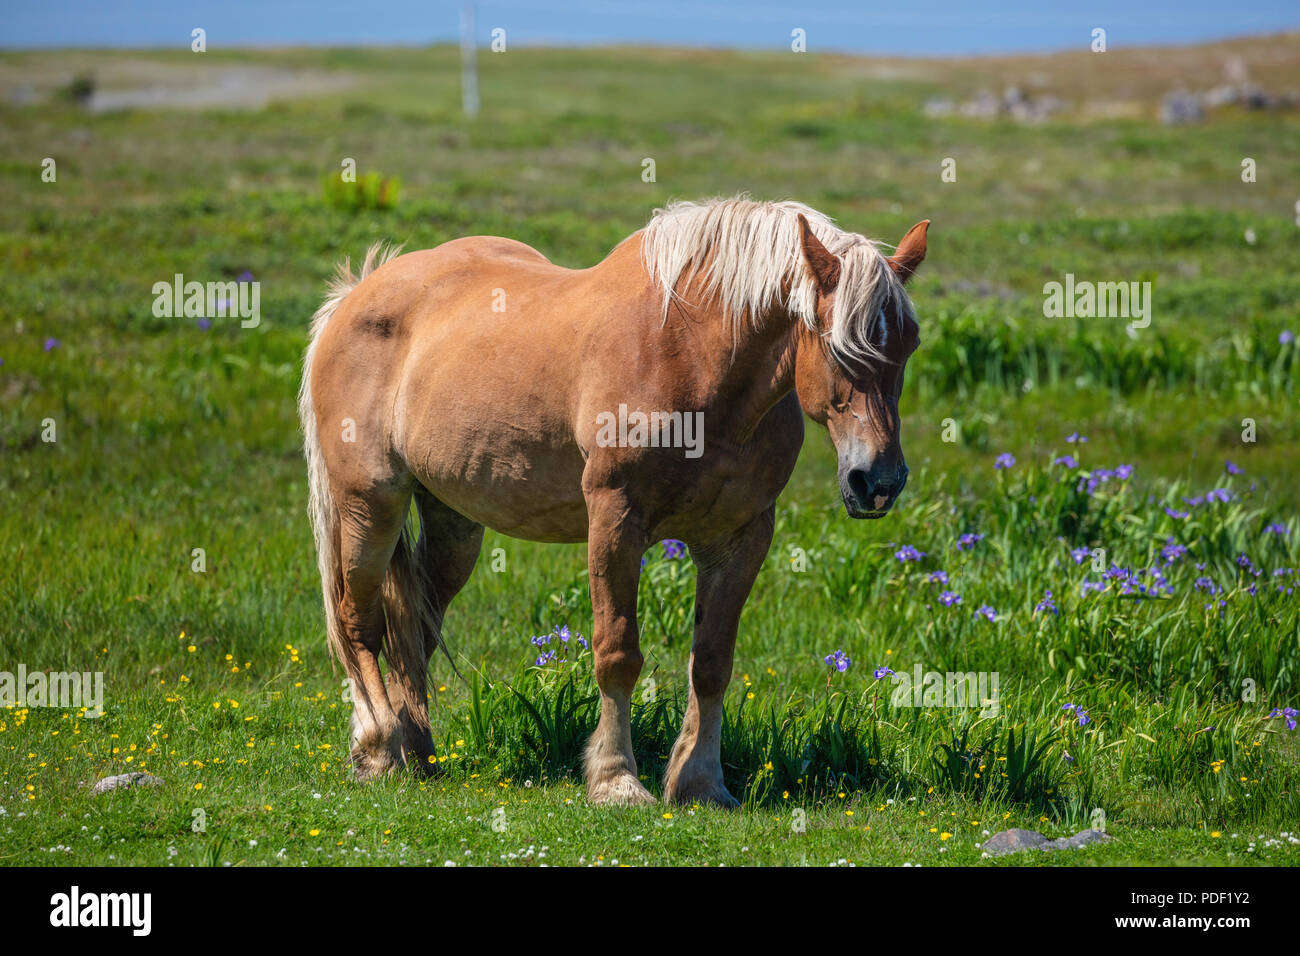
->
298, 243, 404, 672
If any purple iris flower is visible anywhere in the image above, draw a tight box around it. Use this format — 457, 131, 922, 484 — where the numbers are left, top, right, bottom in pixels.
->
938, 590, 962, 607
994, 453, 1015, 470
1061, 703, 1090, 726
1035, 590, 1058, 615
873, 665, 895, 680
895, 544, 927, 562
661, 539, 687, 559
1269, 707, 1298, 731
824, 650, 851, 673
957, 532, 985, 551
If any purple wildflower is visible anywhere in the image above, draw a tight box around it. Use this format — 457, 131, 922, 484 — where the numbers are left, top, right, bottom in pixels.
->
938, 590, 962, 607
994, 453, 1015, 470
873, 665, 895, 680
1160, 539, 1187, 564
1052, 455, 1079, 468
1035, 589, 1058, 616
1061, 703, 1090, 726
974, 605, 997, 622
530, 624, 588, 663
1281, 330, 1295, 345
661, 539, 687, 559
895, 544, 927, 562
956, 532, 985, 551
1225, 461, 1244, 475
824, 649, 851, 673
927, 570, 949, 585
1065, 433, 1088, 443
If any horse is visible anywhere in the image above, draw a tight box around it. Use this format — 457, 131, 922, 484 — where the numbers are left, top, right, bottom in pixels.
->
299, 197, 928, 806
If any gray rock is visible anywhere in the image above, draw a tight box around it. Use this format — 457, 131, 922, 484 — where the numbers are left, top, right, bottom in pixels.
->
90, 772, 164, 794
1048, 828, 1112, 851
1161, 92, 1204, 125
982, 827, 1111, 856
982, 828, 1050, 855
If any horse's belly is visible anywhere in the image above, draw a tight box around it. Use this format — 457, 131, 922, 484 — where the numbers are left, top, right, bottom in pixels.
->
409, 426, 590, 543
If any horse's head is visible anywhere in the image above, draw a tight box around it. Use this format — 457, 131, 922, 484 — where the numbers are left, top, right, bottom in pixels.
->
793, 215, 928, 519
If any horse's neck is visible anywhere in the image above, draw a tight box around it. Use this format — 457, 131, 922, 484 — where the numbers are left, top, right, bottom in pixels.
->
706, 306, 804, 442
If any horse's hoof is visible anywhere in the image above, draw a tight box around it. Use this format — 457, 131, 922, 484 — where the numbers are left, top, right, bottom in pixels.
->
587, 773, 657, 806
664, 774, 740, 809
350, 746, 403, 782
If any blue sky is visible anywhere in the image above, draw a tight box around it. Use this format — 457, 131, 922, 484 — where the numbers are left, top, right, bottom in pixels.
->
1, 1, 1296, 54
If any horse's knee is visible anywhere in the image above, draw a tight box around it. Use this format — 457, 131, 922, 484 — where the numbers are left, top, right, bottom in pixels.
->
594, 646, 643, 695
690, 651, 732, 701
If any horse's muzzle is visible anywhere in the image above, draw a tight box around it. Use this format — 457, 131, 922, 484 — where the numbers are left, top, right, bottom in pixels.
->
842, 465, 908, 519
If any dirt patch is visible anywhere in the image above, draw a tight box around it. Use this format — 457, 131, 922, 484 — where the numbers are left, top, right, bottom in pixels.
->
1, 55, 356, 111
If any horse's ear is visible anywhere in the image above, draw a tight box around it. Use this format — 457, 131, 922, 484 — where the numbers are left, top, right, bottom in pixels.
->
887, 220, 930, 283
797, 213, 840, 295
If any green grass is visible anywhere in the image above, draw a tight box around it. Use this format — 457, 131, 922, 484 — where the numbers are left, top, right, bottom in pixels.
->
1, 40, 1299, 866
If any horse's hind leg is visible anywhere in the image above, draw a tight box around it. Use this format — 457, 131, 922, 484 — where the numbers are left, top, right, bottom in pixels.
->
385, 489, 483, 773
336, 481, 413, 780
663, 506, 775, 807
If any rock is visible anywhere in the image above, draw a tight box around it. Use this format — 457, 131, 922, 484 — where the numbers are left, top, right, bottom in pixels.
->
982, 828, 1050, 855
1048, 828, 1112, 851
90, 772, 164, 794
1161, 92, 1204, 126
982, 827, 1111, 856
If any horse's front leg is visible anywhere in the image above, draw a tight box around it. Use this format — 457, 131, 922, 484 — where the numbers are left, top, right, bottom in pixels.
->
663, 506, 775, 807
582, 488, 656, 805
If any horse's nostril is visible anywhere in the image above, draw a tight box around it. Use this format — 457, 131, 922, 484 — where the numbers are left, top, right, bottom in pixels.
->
847, 468, 872, 502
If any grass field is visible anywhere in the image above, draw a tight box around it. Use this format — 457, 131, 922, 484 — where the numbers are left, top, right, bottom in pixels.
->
1, 37, 1298, 867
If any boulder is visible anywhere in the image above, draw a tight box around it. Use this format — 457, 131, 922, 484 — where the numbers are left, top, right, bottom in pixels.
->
90, 772, 164, 794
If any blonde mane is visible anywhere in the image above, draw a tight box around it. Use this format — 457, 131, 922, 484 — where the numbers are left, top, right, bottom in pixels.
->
639, 196, 915, 368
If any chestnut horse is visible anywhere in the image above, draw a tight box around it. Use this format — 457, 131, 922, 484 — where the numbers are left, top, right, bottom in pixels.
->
299, 197, 927, 806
